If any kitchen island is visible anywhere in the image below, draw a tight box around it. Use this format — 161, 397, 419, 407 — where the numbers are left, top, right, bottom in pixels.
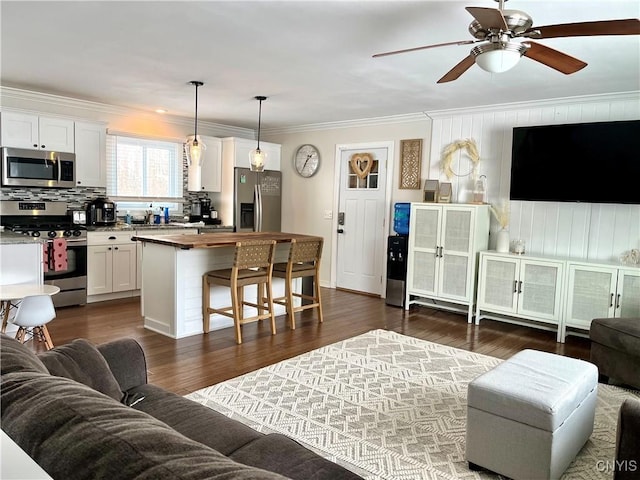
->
133, 232, 320, 339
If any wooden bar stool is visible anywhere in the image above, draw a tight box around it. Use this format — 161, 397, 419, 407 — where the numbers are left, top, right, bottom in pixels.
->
272, 237, 324, 330
202, 240, 277, 344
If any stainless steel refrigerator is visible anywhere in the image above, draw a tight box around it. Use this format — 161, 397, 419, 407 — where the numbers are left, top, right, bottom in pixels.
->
234, 167, 282, 232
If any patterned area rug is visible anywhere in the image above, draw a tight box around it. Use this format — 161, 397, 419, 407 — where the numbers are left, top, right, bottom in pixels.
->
186, 329, 639, 479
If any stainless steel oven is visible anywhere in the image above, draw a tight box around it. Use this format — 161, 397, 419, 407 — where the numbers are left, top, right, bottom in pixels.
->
0, 201, 87, 307
1, 147, 75, 188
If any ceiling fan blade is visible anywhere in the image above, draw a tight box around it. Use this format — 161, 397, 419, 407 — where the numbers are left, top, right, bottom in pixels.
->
372, 40, 476, 58
466, 7, 509, 31
523, 41, 587, 74
528, 18, 640, 39
437, 55, 476, 83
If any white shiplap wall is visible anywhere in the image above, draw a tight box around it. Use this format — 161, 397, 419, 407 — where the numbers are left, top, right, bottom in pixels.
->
427, 94, 640, 262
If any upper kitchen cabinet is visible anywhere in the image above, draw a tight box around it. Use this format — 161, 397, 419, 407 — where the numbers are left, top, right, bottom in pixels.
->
188, 135, 222, 192
0, 112, 74, 152
74, 121, 107, 187
222, 137, 281, 171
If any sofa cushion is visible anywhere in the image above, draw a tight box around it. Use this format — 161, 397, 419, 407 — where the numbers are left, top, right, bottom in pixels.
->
127, 384, 263, 456
0, 334, 49, 375
590, 318, 640, 352
38, 338, 124, 401
230, 433, 363, 480
0, 371, 290, 480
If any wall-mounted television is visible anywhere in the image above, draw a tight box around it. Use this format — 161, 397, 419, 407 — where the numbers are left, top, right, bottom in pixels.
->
510, 120, 640, 204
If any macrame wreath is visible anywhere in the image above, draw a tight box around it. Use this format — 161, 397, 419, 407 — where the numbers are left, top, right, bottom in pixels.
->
441, 139, 480, 179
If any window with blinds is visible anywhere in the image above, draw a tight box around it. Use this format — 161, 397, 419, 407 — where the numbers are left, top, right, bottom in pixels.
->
106, 134, 183, 212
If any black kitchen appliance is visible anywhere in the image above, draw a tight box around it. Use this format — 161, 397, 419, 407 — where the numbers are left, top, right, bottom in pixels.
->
87, 197, 116, 226
189, 199, 202, 222
385, 235, 408, 308
201, 197, 211, 221
0, 201, 87, 307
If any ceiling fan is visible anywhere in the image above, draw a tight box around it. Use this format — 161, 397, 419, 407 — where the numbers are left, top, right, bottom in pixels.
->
373, 0, 640, 83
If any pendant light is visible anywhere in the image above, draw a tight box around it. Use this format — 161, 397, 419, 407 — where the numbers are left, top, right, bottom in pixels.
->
185, 81, 206, 166
249, 95, 267, 172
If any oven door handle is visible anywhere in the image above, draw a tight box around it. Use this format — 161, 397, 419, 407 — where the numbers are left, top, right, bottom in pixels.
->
60, 238, 87, 246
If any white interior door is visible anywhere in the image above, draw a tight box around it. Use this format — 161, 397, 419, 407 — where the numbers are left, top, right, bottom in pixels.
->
335, 144, 389, 295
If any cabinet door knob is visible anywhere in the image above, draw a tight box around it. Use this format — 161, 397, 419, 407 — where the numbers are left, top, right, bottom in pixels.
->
109, 236, 116, 240
610, 293, 614, 307
616, 293, 621, 309
33, 144, 38, 148
41, 145, 45, 149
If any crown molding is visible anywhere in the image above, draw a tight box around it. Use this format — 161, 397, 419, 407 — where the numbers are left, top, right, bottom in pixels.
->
263, 112, 429, 135
424, 91, 640, 119
0, 86, 254, 138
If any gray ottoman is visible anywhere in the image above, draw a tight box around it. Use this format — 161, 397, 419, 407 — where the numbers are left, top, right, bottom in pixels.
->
590, 317, 640, 389
466, 349, 598, 480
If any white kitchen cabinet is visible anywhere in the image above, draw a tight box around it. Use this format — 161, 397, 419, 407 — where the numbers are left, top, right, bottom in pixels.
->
0, 112, 74, 152
476, 251, 565, 340
564, 262, 640, 333
87, 232, 137, 299
188, 135, 222, 192
405, 203, 490, 322
74, 121, 106, 187
222, 137, 281, 171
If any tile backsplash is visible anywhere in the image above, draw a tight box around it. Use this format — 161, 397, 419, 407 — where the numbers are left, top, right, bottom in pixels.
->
1, 159, 220, 218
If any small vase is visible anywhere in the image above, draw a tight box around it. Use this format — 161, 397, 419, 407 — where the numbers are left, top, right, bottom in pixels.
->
496, 228, 510, 253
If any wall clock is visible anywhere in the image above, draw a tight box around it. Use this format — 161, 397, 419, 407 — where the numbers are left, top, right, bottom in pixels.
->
294, 144, 320, 178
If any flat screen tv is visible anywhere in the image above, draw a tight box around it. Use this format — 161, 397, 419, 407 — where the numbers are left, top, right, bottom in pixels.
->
510, 120, 640, 204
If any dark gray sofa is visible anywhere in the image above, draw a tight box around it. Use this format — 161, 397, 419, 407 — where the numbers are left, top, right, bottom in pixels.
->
615, 397, 640, 480
0, 334, 362, 480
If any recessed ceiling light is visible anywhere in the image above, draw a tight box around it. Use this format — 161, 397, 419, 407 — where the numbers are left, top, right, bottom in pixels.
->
155, 108, 168, 114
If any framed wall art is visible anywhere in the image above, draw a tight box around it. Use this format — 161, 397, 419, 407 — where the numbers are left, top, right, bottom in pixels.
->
399, 139, 422, 189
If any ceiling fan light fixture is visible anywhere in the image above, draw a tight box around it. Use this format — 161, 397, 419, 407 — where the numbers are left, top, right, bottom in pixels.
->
472, 42, 527, 73
185, 81, 206, 167
249, 96, 268, 172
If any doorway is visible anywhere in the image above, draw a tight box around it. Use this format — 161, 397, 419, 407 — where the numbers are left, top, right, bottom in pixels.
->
333, 142, 393, 296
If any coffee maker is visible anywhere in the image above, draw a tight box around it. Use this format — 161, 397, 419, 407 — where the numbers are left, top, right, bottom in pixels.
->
201, 197, 211, 222
87, 197, 116, 226
189, 199, 201, 222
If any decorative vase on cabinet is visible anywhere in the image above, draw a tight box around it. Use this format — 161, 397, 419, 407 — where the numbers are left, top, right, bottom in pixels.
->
496, 228, 510, 253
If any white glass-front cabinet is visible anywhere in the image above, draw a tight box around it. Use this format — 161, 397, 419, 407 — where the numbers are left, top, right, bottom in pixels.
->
406, 203, 490, 322
564, 262, 640, 332
0, 112, 75, 152
476, 252, 564, 340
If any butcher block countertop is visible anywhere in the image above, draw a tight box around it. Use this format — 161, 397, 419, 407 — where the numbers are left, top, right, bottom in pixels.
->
132, 231, 321, 249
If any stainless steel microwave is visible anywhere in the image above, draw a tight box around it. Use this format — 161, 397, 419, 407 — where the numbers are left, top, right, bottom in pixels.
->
1, 147, 75, 188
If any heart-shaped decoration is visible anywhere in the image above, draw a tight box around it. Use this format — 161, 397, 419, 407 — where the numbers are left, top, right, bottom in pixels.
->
350, 153, 374, 179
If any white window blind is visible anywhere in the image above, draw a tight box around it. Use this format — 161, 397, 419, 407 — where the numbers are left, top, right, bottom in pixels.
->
106, 134, 183, 212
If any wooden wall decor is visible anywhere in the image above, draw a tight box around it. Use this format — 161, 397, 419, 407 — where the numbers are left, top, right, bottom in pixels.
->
399, 139, 422, 189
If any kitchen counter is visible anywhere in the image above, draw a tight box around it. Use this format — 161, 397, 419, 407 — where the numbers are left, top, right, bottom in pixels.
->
0, 231, 46, 245
133, 231, 318, 249
137, 232, 318, 338
88, 224, 234, 233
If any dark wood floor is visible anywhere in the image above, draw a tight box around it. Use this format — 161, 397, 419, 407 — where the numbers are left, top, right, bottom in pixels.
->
44, 289, 591, 395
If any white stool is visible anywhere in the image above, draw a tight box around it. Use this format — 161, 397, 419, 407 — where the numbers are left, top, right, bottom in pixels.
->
466, 349, 598, 480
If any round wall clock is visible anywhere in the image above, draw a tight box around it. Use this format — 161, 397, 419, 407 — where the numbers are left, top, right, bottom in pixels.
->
294, 144, 320, 178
